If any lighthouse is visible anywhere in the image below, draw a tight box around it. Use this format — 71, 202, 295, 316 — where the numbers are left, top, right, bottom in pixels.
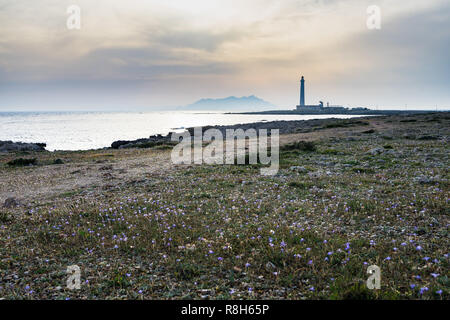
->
300, 76, 305, 107
296, 76, 324, 110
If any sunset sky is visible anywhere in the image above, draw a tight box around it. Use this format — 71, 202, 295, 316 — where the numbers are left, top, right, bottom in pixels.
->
0, 0, 449, 110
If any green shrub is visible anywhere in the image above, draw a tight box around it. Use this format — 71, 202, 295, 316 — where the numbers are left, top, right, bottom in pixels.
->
281, 141, 316, 152
7, 158, 37, 166
175, 263, 202, 280
0, 212, 10, 223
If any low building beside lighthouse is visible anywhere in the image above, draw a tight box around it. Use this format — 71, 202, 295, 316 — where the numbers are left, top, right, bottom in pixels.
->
293, 75, 370, 113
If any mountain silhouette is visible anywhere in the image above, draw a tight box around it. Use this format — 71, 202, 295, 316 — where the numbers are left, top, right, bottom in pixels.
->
184, 95, 275, 111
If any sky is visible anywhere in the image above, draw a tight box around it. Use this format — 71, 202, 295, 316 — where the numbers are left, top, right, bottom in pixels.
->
0, 0, 449, 111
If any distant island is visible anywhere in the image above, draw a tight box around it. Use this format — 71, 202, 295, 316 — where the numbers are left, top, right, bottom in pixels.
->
181, 95, 274, 111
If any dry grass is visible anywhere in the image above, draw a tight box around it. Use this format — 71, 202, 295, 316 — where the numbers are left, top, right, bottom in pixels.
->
0, 113, 448, 300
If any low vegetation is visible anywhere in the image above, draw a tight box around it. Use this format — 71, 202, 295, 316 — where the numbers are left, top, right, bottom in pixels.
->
0, 113, 448, 300
7, 158, 37, 167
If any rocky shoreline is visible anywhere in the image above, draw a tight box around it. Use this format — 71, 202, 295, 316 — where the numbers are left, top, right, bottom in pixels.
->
185, 116, 371, 135
109, 116, 376, 149
0, 140, 46, 153
1, 112, 447, 152
108, 112, 446, 149
110, 134, 173, 149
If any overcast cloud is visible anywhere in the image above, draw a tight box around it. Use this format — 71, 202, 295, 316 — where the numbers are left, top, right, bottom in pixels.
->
0, 0, 449, 110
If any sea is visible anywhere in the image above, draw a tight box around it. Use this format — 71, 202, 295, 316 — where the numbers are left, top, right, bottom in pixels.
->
0, 111, 366, 151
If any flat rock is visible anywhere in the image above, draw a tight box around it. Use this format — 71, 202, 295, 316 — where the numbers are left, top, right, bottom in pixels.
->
367, 147, 384, 155
0, 141, 46, 152
290, 166, 307, 173
413, 175, 440, 184
265, 262, 277, 270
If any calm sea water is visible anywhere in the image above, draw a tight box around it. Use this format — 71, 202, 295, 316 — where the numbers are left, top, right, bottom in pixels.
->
0, 111, 365, 151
